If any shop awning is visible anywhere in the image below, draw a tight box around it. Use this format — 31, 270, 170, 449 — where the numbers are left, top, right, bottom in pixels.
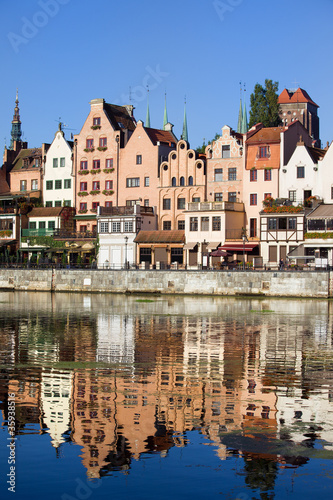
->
183, 242, 197, 250
206, 241, 221, 250
219, 243, 258, 252
0, 239, 16, 247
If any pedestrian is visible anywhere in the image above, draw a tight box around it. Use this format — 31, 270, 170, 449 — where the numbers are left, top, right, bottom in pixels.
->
279, 258, 284, 271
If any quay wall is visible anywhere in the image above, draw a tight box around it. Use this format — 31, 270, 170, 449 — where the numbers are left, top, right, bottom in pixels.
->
0, 269, 331, 297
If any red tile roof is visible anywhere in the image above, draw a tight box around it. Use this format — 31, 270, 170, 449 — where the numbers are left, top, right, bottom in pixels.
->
134, 230, 185, 244
28, 207, 64, 217
145, 127, 177, 146
278, 88, 318, 107
246, 127, 285, 144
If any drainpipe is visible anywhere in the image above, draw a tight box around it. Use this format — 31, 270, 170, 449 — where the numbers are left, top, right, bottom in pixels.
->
116, 135, 120, 206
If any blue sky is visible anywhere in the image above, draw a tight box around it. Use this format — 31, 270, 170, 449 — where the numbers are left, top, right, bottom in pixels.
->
1, 0, 333, 151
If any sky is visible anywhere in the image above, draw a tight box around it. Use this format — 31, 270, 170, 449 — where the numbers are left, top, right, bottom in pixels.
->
1, 0, 333, 152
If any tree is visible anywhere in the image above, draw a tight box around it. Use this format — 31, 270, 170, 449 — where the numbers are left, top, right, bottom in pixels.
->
196, 133, 220, 154
249, 79, 282, 128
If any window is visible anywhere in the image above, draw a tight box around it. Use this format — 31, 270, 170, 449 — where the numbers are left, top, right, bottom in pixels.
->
228, 168, 237, 181
60, 157, 65, 167
48, 221, 55, 230
180, 176, 185, 186
172, 177, 177, 186
45, 201, 52, 207
92, 159, 100, 170
163, 198, 171, 210
264, 193, 272, 200
126, 200, 137, 206
99, 137, 107, 147
178, 220, 185, 230
64, 200, 71, 207
64, 179, 71, 189
144, 199, 149, 207
268, 218, 277, 230
79, 225, 87, 233
29, 221, 36, 229
250, 218, 257, 238
264, 169, 272, 181
46, 180, 53, 190
201, 217, 209, 231
190, 217, 198, 231
55, 180, 62, 189
105, 180, 113, 190
188, 176, 193, 186
32, 179, 38, 192
106, 158, 113, 169
80, 181, 87, 191
105, 201, 112, 208
39, 221, 45, 229
23, 158, 29, 167
259, 146, 269, 158
163, 221, 171, 230
53, 158, 58, 168
126, 177, 140, 187
222, 145, 230, 158
288, 217, 297, 230
278, 218, 287, 230
35, 159, 40, 167
112, 222, 121, 232
250, 169, 257, 182
124, 221, 133, 232
136, 155, 142, 164
214, 192, 223, 202
92, 202, 100, 210
80, 203, 87, 211
93, 117, 101, 126
92, 181, 100, 191
177, 198, 185, 209
80, 160, 88, 170
228, 192, 237, 202
54, 201, 62, 207
100, 222, 109, 233
297, 166, 305, 178
86, 139, 94, 148
192, 197, 200, 202
212, 216, 221, 231
250, 193, 257, 205
214, 168, 223, 182
20, 180, 27, 191
144, 177, 150, 187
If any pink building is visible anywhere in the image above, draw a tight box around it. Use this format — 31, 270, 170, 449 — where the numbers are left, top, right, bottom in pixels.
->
9, 145, 50, 200
73, 99, 136, 233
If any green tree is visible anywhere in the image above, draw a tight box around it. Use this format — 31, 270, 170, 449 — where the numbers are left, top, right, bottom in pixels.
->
196, 133, 220, 154
249, 79, 282, 128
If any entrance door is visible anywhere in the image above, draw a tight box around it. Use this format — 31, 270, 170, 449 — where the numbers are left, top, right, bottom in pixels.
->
111, 248, 121, 269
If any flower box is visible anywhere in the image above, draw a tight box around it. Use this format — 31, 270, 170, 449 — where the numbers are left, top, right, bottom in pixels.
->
103, 168, 114, 174
97, 146, 107, 152
90, 169, 101, 174
78, 191, 89, 196
78, 209, 88, 214
83, 148, 95, 152
90, 190, 100, 195
91, 125, 101, 130
102, 190, 114, 196
78, 170, 89, 175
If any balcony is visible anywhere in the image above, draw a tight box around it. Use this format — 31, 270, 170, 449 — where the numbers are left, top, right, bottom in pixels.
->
187, 201, 243, 212
22, 229, 55, 237
99, 206, 154, 216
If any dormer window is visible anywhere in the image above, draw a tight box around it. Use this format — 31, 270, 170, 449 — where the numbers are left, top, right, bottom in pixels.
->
23, 158, 29, 167
93, 117, 101, 126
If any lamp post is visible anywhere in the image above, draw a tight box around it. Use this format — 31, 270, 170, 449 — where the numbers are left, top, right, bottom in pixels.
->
27, 238, 30, 268
242, 233, 248, 271
124, 235, 128, 270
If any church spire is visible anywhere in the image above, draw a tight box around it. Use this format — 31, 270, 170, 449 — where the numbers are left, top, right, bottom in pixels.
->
163, 93, 168, 130
145, 87, 151, 128
10, 88, 22, 149
181, 97, 188, 143
237, 82, 243, 133
241, 84, 248, 134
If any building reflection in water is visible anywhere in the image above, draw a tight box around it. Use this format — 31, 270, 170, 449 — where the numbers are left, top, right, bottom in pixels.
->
0, 293, 333, 488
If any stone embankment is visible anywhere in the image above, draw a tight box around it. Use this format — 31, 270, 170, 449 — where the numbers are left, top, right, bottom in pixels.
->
0, 269, 331, 297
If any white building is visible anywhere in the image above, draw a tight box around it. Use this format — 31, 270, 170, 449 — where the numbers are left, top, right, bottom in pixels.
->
97, 204, 157, 268
43, 124, 74, 207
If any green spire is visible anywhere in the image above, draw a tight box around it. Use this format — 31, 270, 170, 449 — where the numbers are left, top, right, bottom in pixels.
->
10, 88, 22, 149
241, 100, 248, 134
237, 98, 243, 133
163, 93, 168, 130
181, 98, 188, 143
145, 88, 151, 128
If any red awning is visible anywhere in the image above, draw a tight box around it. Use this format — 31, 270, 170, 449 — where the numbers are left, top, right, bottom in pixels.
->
219, 243, 258, 252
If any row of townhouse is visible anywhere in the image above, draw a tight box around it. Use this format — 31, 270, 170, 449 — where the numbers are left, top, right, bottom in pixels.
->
0, 87, 332, 268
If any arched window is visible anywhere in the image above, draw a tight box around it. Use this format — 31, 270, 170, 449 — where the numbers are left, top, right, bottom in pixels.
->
180, 176, 185, 186
188, 176, 193, 186
172, 177, 177, 186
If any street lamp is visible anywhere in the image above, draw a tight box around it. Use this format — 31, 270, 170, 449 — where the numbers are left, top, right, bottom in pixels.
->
242, 232, 248, 271
124, 235, 128, 269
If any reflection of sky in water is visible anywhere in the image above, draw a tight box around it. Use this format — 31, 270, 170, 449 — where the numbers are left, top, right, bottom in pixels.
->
0, 292, 332, 499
